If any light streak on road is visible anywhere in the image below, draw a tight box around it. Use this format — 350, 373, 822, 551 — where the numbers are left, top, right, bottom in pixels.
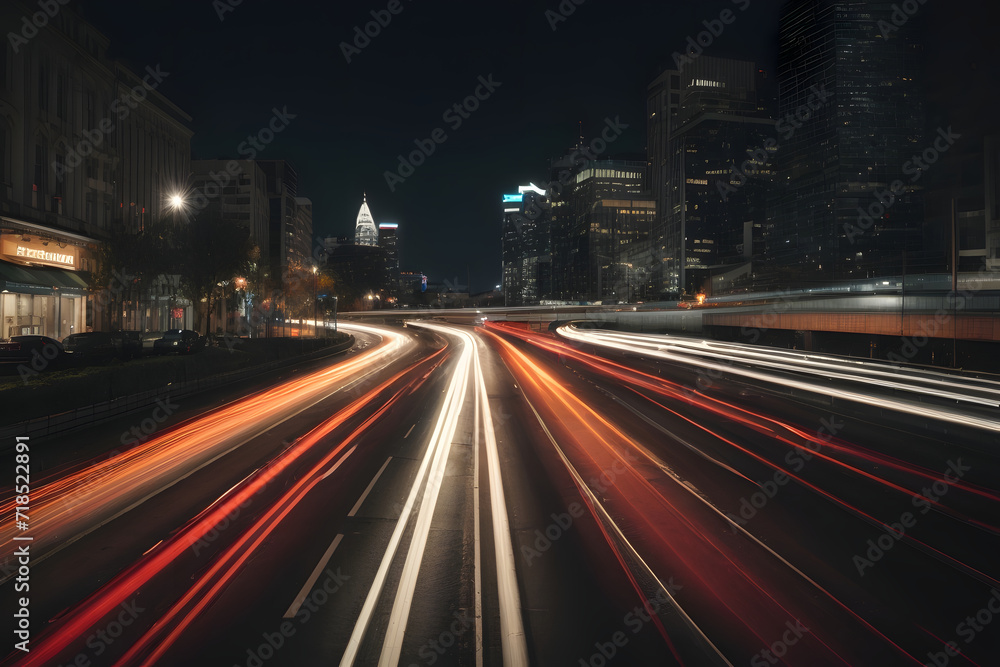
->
490, 324, 1000, 511
13, 344, 440, 667
486, 323, 1000, 584
482, 325, 930, 665
558, 325, 1000, 426
342, 321, 528, 667
0, 325, 411, 573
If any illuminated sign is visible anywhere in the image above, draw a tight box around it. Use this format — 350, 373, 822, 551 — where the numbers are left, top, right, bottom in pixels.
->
2, 237, 78, 269
379, 223, 398, 229
502, 194, 523, 203
690, 79, 724, 88
518, 183, 547, 196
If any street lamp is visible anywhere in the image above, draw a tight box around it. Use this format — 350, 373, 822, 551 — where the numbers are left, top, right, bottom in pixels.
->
312, 266, 318, 338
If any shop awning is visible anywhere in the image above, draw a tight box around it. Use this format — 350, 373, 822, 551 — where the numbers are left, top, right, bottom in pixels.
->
0, 261, 90, 296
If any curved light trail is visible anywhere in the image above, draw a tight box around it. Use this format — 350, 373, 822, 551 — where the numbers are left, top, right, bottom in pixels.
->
0, 325, 411, 574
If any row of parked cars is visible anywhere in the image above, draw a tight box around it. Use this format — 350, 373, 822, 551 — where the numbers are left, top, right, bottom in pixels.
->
0, 329, 205, 369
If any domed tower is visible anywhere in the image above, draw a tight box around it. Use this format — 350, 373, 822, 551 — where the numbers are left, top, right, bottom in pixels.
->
354, 193, 378, 246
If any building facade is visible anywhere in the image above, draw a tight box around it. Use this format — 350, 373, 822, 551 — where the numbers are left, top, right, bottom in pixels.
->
190, 159, 270, 254
501, 185, 551, 306
648, 57, 774, 296
768, 0, 925, 284
378, 222, 399, 301
0, 1, 192, 337
566, 160, 651, 302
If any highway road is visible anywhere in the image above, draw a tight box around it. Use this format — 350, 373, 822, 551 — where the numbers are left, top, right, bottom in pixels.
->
1, 320, 998, 665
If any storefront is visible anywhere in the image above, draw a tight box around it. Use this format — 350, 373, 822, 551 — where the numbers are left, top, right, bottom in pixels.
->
0, 221, 95, 341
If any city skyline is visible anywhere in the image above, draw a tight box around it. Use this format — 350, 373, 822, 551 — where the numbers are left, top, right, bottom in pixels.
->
72, 0, 797, 291
4, 2, 1000, 666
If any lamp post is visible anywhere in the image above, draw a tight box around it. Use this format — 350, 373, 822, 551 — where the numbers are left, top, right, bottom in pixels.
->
312, 266, 318, 338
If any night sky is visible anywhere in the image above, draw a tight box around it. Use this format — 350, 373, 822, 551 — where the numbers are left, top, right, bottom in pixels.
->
73, 0, 993, 293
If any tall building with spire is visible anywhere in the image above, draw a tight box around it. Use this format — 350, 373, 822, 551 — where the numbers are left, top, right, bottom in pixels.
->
355, 194, 378, 246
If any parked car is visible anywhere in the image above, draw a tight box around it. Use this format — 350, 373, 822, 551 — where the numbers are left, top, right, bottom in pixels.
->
153, 329, 205, 354
62, 332, 117, 362
141, 331, 166, 354
0, 335, 65, 368
110, 330, 143, 360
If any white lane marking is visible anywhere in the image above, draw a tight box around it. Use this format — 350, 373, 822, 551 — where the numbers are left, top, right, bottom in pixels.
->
378, 333, 472, 665
404, 423, 416, 439
520, 394, 732, 666
339, 334, 471, 666
348, 457, 393, 516
473, 364, 484, 667
284, 533, 344, 618
473, 334, 529, 666
322, 445, 358, 480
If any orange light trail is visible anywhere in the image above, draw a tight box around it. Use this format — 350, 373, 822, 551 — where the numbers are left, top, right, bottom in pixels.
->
482, 325, 923, 665
11, 344, 446, 667
0, 327, 412, 566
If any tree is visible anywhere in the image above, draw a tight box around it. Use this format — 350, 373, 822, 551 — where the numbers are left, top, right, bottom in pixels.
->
90, 216, 177, 330
172, 209, 254, 336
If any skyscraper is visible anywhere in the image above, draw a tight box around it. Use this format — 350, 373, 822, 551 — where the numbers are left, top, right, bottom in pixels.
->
500, 185, 551, 306
572, 161, 652, 302
379, 222, 400, 299
646, 69, 683, 297
648, 57, 775, 296
768, 0, 925, 284
354, 194, 378, 246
